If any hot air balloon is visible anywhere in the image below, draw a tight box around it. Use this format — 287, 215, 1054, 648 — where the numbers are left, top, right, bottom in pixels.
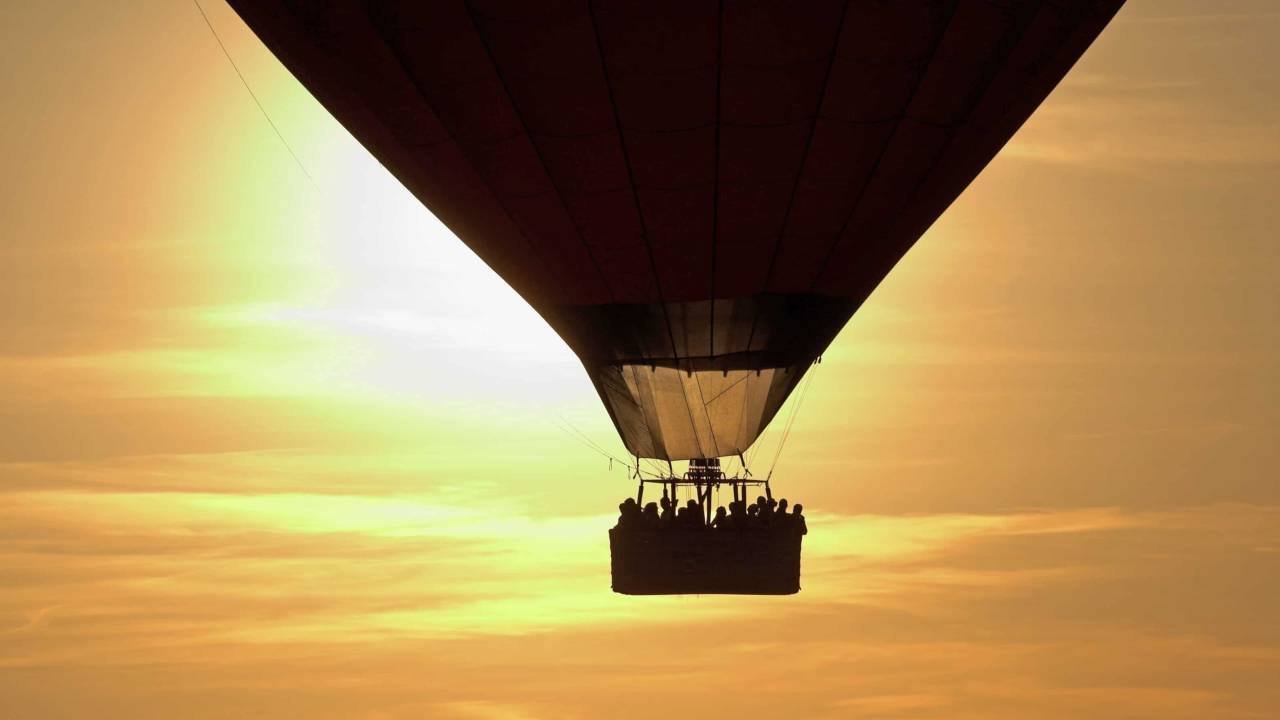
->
229, 0, 1125, 594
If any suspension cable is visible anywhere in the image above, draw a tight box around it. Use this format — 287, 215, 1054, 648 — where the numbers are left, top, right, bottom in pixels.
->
192, 0, 319, 191
766, 362, 820, 480
553, 416, 663, 479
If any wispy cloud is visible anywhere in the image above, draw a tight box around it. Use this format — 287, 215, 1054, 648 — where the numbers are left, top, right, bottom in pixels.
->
3, 470, 1277, 718
1001, 61, 1280, 170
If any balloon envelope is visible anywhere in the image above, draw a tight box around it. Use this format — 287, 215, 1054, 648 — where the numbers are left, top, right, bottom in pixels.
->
231, 0, 1124, 460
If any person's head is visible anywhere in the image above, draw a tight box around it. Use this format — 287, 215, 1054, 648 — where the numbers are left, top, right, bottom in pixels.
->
686, 499, 698, 509
660, 496, 671, 509
778, 499, 788, 512
793, 504, 803, 515
748, 505, 759, 516
768, 498, 778, 509
756, 496, 767, 506
715, 507, 727, 518
730, 501, 743, 515
644, 502, 658, 514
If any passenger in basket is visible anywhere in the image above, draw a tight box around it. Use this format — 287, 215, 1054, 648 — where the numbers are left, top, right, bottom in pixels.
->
791, 503, 808, 535
685, 499, 705, 528
616, 498, 640, 529
642, 502, 660, 529
710, 506, 728, 529
659, 496, 675, 526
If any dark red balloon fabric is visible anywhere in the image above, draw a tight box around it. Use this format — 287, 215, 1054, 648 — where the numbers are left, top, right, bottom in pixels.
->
231, 0, 1124, 460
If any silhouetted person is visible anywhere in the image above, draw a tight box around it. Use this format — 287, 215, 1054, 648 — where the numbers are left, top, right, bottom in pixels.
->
616, 498, 640, 529
727, 500, 746, 530
685, 499, 704, 528
774, 499, 789, 530
791, 503, 807, 535
642, 502, 660, 529
711, 506, 728, 529
747, 503, 762, 529
659, 496, 675, 527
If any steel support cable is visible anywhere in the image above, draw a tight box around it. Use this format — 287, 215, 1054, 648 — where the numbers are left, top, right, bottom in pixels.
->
700, 371, 751, 406
553, 416, 614, 461
555, 414, 669, 480
692, 369, 722, 460
557, 418, 615, 461
731, 357, 756, 464
766, 363, 819, 481
746, 420, 770, 475
641, 456, 667, 478
555, 414, 628, 467
553, 417, 664, 479
193, 0, 318, 191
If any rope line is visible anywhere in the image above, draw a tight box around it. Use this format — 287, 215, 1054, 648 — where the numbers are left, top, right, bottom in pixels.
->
766, 363, 819, 480
554, 416, 665, 479
192, 0, 319, 191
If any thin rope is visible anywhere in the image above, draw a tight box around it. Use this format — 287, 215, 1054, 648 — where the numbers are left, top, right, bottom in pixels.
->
767, 363, 819, 480
746, 411, 773, 473
192, 0, 319, 191
554, 416, 662, 479
700, 371, 750, 407
692, 370, 722, 459
558, 416, 629, 469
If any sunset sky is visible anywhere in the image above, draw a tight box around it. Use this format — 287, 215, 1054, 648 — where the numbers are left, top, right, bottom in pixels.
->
2, 1, 1278, 718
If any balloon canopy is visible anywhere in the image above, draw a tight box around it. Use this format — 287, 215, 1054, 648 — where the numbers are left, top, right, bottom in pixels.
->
231, 0, 1123, 461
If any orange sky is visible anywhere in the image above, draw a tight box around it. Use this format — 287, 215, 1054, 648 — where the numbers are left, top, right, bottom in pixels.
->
2, 2, 1278, 719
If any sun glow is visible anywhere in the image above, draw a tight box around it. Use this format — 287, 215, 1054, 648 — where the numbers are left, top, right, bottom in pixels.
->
227, 121, 586, 410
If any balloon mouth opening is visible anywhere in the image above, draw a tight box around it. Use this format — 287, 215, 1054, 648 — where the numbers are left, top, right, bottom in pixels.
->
605, 350, 800, 375
598, 361, 808, 462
